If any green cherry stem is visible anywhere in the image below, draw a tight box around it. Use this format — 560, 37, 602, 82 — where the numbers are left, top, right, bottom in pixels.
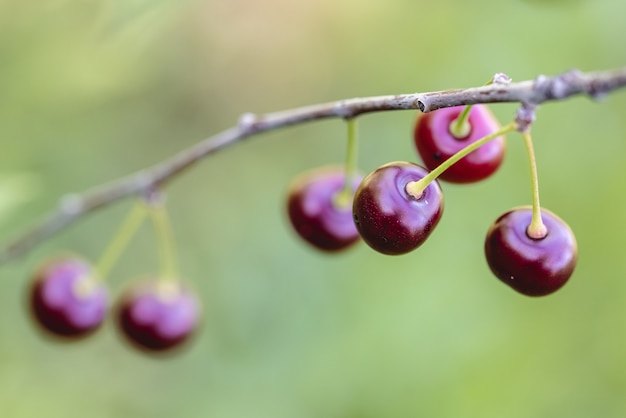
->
76, 201, 148, 297
148, 197, 180, 283
449, 104, 472, 138
406, 122, 517, 198
334, 117, 359, 208
449, 77, 499, 138
94, 201, 148, 281
522, 129, 547, 239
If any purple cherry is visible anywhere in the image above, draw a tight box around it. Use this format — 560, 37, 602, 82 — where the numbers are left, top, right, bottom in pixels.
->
352, 161, 444, 255
30, 256, 108, 339
414, 104, 505, 183
484, 207, 578, 296
287, 166, 364, 252
116, 280, 200, 353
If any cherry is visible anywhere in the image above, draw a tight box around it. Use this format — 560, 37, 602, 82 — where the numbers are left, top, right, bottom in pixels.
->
115, 280, 200, 353
414, 104, 505, 183
29, 256, 108, 339
287, 166, 364, 252
352, 161, 443, 255
484, 207, 577, 296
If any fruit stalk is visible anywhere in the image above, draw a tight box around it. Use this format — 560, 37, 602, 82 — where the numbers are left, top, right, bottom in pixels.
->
522, 130, 547, 239
334, 118, 359, 208
148, 198, 180, 282
448, 76, 504, 138
449, 105, 473, 138
93, 201, 147, 283
406, 122, 517, 198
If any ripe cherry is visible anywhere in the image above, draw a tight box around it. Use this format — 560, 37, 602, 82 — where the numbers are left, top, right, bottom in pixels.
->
414, 104, 505, 183
29, 256, 108, 339
116, 280, 200, 353
287, 166, 364, 252
352, 161, 443, 255
484, 207, 577, 296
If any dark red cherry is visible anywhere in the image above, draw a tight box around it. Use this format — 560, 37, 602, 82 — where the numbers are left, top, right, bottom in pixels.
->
116, 281, 200, 353
30, 256, 108, 339
287, 166, 364, 252
414, 104, 505, 183
484, 207, 577, 296
352, 161, 444, 255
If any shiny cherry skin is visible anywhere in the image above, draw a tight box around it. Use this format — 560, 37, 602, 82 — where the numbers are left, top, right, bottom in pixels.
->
352, 161, 444, 255
414, 104, 505, 183
116, 280, 201, 353
287, 166, 364, 252
484, 207, 577, 296
30, 256, 108, 339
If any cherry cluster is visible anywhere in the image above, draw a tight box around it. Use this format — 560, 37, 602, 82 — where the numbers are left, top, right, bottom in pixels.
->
287, 104, 578, 297
28, 201, 201, 354
25, 97, 579, 358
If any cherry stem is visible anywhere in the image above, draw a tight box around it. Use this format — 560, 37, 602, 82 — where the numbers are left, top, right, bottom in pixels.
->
94, 202, 147, 281
449, 105, 472, 138
334, 117, 359, 208
90, 201, 147, 286
522, 129, 548, 239
449, 77, 499, 139
405, 122, 517, 198
148, 196, 180, 283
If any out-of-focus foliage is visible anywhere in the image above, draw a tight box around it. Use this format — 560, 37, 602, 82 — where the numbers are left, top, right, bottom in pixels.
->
0, 173, 40, 226
1, 1, 626, 417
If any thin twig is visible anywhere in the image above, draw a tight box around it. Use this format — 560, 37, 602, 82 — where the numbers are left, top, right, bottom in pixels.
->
2, 66, 626, 264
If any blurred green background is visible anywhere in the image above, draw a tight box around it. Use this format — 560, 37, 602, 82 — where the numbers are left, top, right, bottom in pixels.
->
1, 0, 626, 417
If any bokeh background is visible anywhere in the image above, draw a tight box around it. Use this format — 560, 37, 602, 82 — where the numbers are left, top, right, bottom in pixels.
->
1, 0, 626, 417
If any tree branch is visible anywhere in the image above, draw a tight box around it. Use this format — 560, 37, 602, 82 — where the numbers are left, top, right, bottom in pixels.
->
2, 66, 626, 264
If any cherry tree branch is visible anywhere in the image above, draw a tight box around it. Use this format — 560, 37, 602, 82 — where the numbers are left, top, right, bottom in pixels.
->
2, 66, 626, 264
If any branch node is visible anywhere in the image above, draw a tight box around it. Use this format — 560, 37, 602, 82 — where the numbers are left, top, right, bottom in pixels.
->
534, 74, 555, 99
493, 73, 511, 84
143, 187, 166, 206
60, 194, 84, 216
534, 69, 584, 101
585, 76, 613, 101
238, 112, 258, 133
588, 83, 609, 101
560, 68, 583, 83
515, 103, 537, 132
